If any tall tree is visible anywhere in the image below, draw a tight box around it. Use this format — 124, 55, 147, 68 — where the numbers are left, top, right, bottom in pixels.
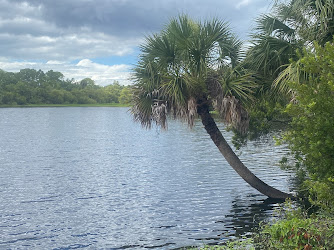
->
131, 15, 292, 199
246, 0, 334, 94
80, 78, 95, 88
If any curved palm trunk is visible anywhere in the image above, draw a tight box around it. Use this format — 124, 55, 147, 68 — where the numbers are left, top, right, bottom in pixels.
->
197, 99, 293, 199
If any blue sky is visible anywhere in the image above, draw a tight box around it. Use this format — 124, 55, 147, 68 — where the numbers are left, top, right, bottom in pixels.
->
0, 0, 273, 85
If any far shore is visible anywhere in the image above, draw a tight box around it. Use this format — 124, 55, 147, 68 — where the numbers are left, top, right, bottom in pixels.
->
0, 103, 131, 108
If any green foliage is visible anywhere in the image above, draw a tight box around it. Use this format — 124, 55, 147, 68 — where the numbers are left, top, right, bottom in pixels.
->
0, 69, 131, 106
220, 238, 254, 250
230, 96, 290, 149
186, 238, 254, 250
119, 87, 133, 104
255, 202, 334, 249
248, 97, 289, 138
80, 78, 95, 88
306, 179, 334, 212
282, 41, 334, 209
104, 82, 123, 103
217, 66, 259, 104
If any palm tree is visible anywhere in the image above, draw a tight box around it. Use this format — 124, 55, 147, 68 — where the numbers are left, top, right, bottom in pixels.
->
276, 0, 334, 46
246, 0, 334, 95
131, 15, 292, 199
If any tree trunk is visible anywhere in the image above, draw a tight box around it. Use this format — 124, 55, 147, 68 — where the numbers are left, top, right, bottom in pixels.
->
197, 99, 293, 199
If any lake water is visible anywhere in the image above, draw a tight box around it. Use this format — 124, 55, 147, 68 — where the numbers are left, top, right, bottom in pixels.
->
0, 107, 294, 249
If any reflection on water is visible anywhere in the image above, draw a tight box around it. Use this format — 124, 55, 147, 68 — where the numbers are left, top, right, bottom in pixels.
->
222, 196, 282, 238
0, 107, 294, 249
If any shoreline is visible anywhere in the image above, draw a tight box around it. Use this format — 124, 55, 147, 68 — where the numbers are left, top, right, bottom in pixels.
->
0, 103, 130, 108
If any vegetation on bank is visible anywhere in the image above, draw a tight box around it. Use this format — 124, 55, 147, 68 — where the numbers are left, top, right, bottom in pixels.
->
186, 238, 254, 249
243, 1, 334, 249
0, 68, 133, 106
255, 206, 334, 249
253, 41, 334, 250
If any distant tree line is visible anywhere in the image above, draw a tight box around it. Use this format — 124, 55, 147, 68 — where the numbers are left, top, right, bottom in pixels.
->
0, 68, 132, 105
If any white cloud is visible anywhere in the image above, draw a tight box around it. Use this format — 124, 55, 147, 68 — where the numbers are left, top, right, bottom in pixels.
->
236, 0, 252, 9
46, 60, 65, 65
74, 59, 133, 85
0, 60, 133, 86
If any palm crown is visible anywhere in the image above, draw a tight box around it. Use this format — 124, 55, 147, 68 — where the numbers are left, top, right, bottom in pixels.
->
132, 15, 252, 134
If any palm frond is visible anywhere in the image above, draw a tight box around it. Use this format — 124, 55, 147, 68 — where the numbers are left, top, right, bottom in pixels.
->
218, 66, 258, 104
141, 33, 179, 73
274, 0, 334, 45
167, 15, 198, 48
256, 14, 296, 41
246, 34, 301, 78
205, 67, 255, 135
131, 86, 155, 129
273, 56, 317, 96
161, 75, 188, 107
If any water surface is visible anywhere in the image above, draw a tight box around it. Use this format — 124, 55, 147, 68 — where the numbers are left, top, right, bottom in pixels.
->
0, 107, 293, 249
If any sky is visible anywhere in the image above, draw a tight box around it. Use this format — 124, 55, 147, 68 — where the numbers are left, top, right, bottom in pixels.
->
0, 0, 273, 86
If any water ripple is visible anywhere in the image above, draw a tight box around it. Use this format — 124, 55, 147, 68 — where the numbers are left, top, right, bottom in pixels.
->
0, 107, 295, 249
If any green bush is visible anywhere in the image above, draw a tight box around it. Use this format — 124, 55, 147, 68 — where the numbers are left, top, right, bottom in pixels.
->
282, 41, 334, 211
255, 203, 334, 249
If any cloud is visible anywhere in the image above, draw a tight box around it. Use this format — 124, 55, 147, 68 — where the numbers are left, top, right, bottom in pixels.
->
74, 59, 132, 85
236, 0, 252, 9
0, 22, 140, 61
0, 0, 141, 62
0, 60, 133, 86
2, 0, 272, 40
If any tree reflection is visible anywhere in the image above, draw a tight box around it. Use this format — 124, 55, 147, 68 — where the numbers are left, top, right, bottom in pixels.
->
216, 195, 285, 239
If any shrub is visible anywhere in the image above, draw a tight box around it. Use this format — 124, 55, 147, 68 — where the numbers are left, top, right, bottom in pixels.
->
282, 41, 334, 211
255, 203, 334, 249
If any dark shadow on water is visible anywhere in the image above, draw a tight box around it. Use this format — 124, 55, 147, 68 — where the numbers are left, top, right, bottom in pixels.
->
215, 195, 285, 241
